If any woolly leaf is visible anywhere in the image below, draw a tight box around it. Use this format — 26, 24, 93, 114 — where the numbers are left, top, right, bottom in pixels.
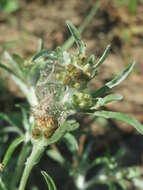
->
66, 20, 85, 54
93, 44, 111, 70
64, 133, 78, 153
93, 62, 135, 97
32, 50, 57, 62
66, 20, 81, 45
93, 111, 143, 134
3, 51, 23, 78
91, 94, 123, 109
106, 62, 135, 88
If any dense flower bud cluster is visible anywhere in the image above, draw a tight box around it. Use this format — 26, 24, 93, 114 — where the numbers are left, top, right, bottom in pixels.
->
72, 92, 93, 109
56, 53, 93, 90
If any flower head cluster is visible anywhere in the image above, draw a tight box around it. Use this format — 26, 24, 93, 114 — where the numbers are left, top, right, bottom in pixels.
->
31, 21, 135, 140
56, 54, 92, 90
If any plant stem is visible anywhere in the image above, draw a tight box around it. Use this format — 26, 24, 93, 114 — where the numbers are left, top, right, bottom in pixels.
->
75, 174, 85, 190
62, 2, 100, 50
11, 143, 30, 189
0, 178, 8, 190
18, 142, 46, 190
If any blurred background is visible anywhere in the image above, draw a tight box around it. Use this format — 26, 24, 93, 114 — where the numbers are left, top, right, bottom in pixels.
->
0, 0, 143, 189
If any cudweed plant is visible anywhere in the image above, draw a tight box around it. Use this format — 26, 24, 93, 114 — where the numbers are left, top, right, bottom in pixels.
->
47, 140, 141, 190
0, 20, 143, 190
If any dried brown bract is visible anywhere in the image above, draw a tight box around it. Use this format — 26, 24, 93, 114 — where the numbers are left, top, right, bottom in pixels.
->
32, 95, 59, 139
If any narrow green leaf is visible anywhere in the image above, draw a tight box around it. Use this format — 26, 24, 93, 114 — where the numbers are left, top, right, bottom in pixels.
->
66, 20, 85, 54
89, 156, 109, 170
39, 38, 44, 51
0, 62, 29, 101
2, 136, 24, 168
93, 44, 111, 70
65, 120, 79, 132
82, 141, 93, 162
16, 104, 29, 130
47, 149, 65, 165
92, 111, 143, 134
27, 65, 41, 86
118, 181, 126, 190
0, 126, 23, 135
7, 74, 38, 106
62, 2, 100, 50
0, 62, 16, 76
64, 133, 78, 153
102, 94, 123, 103
0, 113, 16, 126
92, 85, 109, 98
91, 94, 123, 109
12, 54, 24, 71
3, 51, 23, 77
32, 50, 57, 62
27, 57, 48, 86
66, 20, 81, 45
106, 62, 135, 88
93, 62, 135, 97
41, 171, 57, 190
89, 54, 95, 65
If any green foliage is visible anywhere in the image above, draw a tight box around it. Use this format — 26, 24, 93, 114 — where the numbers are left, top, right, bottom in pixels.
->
41, 171, 57, 190
0, 19, 142, 190
64, 133, 78, 154
116, 0, 139, 13
0, 0, 19, 13
92, 111, 143, 134
91, 94, 123, 109
66, 20, 86, 54
2, 136, 24, 169
93, 44, 111, 71
0, 177, 8, 190
93, 62, 135, 98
